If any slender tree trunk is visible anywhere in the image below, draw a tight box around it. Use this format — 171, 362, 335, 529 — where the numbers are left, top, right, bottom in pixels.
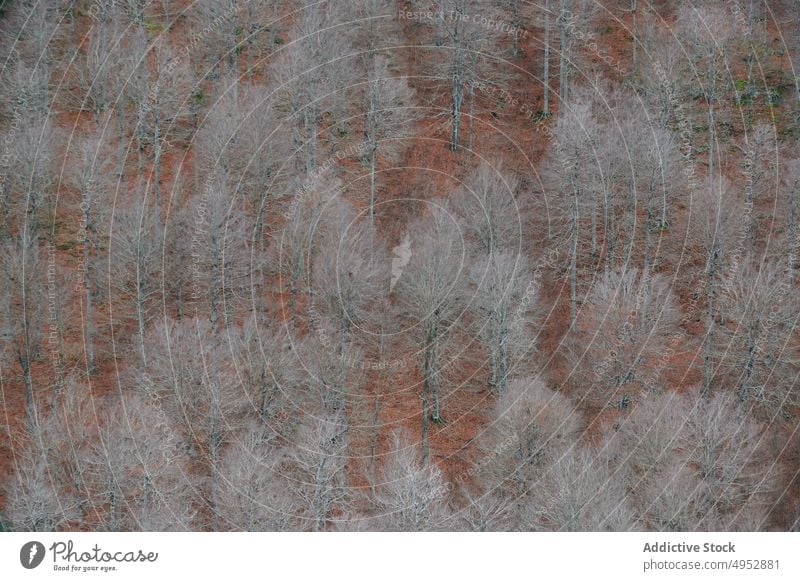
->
543, 0, 551, 115
631, 0, 637, 67
289, 277, 296, 323
569, 185, 578, 326
421, 321, 441, 465
230, 26, 239, 78
450, 70, 463, 151
744, 144, 757, 242
467, 82, 475, 151
0, 183, 8, 244
141, 474, 151, 530
369, 145, 377, 230
108, 486, 119, 532
558, 0, 569, 106
255, 201, 267, 318
136, 238, 147, 367
209, 240, 219, 328
644, 182, 654, 274
739, 340, 756, 405
591, 199, 597, 257
116, 105, 127, 181
153, 126, 162, 225
707, 101, 715, 187
307, 103, 317, 173
604, 186, 612, 272
135, 137, 145, 216
789, 181, 798, 278
702, 252, 717, 397
18, 346, 35, 432
489, 321, 509, 393
511, 5, 520, 57
421, 348, 430, 466
82, 205, 95, 372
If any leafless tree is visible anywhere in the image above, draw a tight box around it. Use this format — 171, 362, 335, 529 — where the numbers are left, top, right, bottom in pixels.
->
271, 171, 340, 322
180, 80, 288, 321
605, 391, 707, 529
3, 444, 77, 531
469, 252, 536, 392
191, 0, 284, 78
683, 392, 773, 529
714, 258, 799, 417
492, 0, 535, 58
0, 1, 59, 112
608, 391, 691, 478
555, 0, 595, 105
634, 454, 709, 531
295, 324, 363, 416
212, 422, 296, 530
64, 130, 117, 372
311, 200, 389, 342
109, 195, 163, 365
450, 161, 521, 255
481, 377, 581, 495
137, 318, 248, 468
635, 14, 684, 127
456, 485, 515, 531
566, 268, 681, 408
127, 34, 193, 217
783, 156, 800, 276
543, 96, 602, 324
1, 230, 43, 428
1, 58, 51, 123
185, 168, 252, 329
362, 56, 417, 227
82, 392, 196, 531
738, 123, 775, 241
270, 1, 356, 173
526, 446, 636, 531
234, 85, 294, 314
6, 113, 55, 243
607, 389, 775, 530
691, 177, 745, 395
70, 18, 125, 124
2, 379, 97, 531
623, 115, 682, 272
289, 409, 349, 531
191, 0, 246, 77
674, 4, 736, 185
542, 0, 552, 114
427, 0, 500, 151
396, 207, 466, 463
233, 318, 296, 425
373, 429, 449, 531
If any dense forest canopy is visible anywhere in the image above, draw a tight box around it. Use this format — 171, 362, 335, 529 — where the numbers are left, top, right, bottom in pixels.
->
0, 0, 799, 532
